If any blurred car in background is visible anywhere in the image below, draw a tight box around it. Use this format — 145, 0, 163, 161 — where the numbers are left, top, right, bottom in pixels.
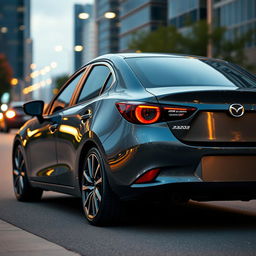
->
0, 102, 30, 133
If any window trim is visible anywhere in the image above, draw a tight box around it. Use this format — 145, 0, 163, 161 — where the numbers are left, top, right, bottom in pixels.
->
74, 61, 116, 105
45, 67, 89, 116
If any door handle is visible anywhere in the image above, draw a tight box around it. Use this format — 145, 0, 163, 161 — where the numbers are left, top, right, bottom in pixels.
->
49, 123, 58, 133
80, 112, 92, 123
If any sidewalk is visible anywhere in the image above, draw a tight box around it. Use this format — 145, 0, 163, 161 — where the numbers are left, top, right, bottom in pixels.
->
0, 220, 79, 256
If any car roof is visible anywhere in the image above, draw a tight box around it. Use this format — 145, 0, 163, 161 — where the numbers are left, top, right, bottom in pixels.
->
87, 53, 220, 67
9, 101, 25, 107
92, 52, 210, 61
117, 52, 205, 59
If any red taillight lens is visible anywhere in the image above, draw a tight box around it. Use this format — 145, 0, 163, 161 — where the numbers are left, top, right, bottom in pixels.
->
116, 103, 161, 124
116, 102, 196, 124
135, 105, 160, 124
134, 168, 160, 184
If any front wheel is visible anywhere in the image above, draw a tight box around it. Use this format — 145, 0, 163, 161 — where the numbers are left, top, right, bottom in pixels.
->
81, 147, 120, 226
13, 145, 43, 201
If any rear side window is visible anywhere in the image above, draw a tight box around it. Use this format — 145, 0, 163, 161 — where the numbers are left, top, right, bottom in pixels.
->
103, 74, 114, 92
77, 65, 110, 103
50, 71, 84, 114
126, 57, 256, 89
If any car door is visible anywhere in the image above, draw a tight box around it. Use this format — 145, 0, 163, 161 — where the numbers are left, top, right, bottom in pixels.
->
27, 70, 85, 184
55, 63, 113, 187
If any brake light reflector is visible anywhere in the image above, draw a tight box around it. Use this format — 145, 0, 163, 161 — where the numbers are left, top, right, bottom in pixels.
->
5, 110, 16, 119
135, 168, 160, 184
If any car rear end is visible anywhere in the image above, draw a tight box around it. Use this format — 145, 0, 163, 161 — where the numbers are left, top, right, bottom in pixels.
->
0, 103, 30, 132
105, 55, 256, 202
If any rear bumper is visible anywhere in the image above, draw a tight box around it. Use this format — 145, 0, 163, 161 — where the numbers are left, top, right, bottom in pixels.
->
102, 120, 256, 201
117, 181, 256, 201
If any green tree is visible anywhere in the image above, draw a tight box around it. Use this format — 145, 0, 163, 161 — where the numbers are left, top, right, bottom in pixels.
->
129, 20, 255, 71
55, 74, 69, 91
0, 54, 12, 100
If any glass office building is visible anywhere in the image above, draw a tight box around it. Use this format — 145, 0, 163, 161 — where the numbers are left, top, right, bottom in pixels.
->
95, 0, 119, 55
167, 0, 256, 67
0, 0, 31, 83
119, 0, 167, 52
168, 0, 206, 28
168, 0, 256, 46
74, 4, 93, 70
214, 0, 256, 47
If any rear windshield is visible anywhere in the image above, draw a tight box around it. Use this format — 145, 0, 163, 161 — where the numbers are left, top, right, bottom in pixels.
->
126, 57, 256, 88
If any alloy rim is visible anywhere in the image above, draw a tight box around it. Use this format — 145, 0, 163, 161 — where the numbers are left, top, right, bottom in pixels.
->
82, 153, 103, 219
13, 147, 25, 196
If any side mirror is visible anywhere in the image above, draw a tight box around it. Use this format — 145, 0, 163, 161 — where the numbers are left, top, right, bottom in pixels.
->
23, 100, 44, 122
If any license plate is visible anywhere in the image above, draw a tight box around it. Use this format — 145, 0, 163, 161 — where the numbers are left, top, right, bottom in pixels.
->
202, 156, 256, 182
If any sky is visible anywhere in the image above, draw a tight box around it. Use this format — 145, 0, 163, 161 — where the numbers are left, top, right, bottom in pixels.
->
31, 0, 93, 79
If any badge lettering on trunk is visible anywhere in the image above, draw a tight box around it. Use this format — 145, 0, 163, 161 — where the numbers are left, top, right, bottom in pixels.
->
172, 125, 190, 130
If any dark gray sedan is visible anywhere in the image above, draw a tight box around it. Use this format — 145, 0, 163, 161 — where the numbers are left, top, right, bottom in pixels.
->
12, 53, 256, 226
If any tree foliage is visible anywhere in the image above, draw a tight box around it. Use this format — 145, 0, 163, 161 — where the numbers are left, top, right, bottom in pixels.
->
129, 20, 255, 71
0, 54, 12, 100
55, 74, 69, 90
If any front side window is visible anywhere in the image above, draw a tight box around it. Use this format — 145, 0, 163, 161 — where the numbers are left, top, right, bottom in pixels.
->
77, 65, 110, 104
50, 71, 84, 114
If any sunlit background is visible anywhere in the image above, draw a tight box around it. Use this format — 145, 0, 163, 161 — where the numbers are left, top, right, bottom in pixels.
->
0, 0, 255, 106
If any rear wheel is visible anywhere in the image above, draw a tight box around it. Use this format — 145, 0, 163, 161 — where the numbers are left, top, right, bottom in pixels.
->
13, 145, 43, 201
81, 147, 120, 226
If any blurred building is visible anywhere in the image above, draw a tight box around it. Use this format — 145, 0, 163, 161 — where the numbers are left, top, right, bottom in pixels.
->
213, 0, 256, 65
95, 0, 119, 55
81, 6, 97, 65
167, 0, 256, 61
0, 0, 32, 101
74, 4, 97, 69
74, 4, 89, 70
119, 0, 167, 52
168, 0, 206, 30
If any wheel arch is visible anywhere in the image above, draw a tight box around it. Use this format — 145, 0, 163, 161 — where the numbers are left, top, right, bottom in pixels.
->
12, 136, 22, 167
76, 136, 108, 194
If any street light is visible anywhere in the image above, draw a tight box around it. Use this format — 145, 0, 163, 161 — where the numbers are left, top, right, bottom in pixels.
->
74, 45, 84, 52
0, 27, 8, 33
30, 63, 37, 70
78, 13, 90, 19
0, 104, 8, 112
104, 12, 116, 19
10, 78, 18, 86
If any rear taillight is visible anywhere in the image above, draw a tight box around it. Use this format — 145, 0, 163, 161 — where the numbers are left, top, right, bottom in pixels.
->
116, 103, 196, 124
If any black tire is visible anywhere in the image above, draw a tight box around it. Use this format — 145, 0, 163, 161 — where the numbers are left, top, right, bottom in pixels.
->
81, 147, 120, 226
13, 145, 43, 201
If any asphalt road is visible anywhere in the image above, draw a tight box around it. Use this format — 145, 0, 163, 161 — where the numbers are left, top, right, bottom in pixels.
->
1, 131, 256, 256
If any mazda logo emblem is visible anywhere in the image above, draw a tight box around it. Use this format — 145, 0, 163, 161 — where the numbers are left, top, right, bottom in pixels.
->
229, 103, 244, 117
